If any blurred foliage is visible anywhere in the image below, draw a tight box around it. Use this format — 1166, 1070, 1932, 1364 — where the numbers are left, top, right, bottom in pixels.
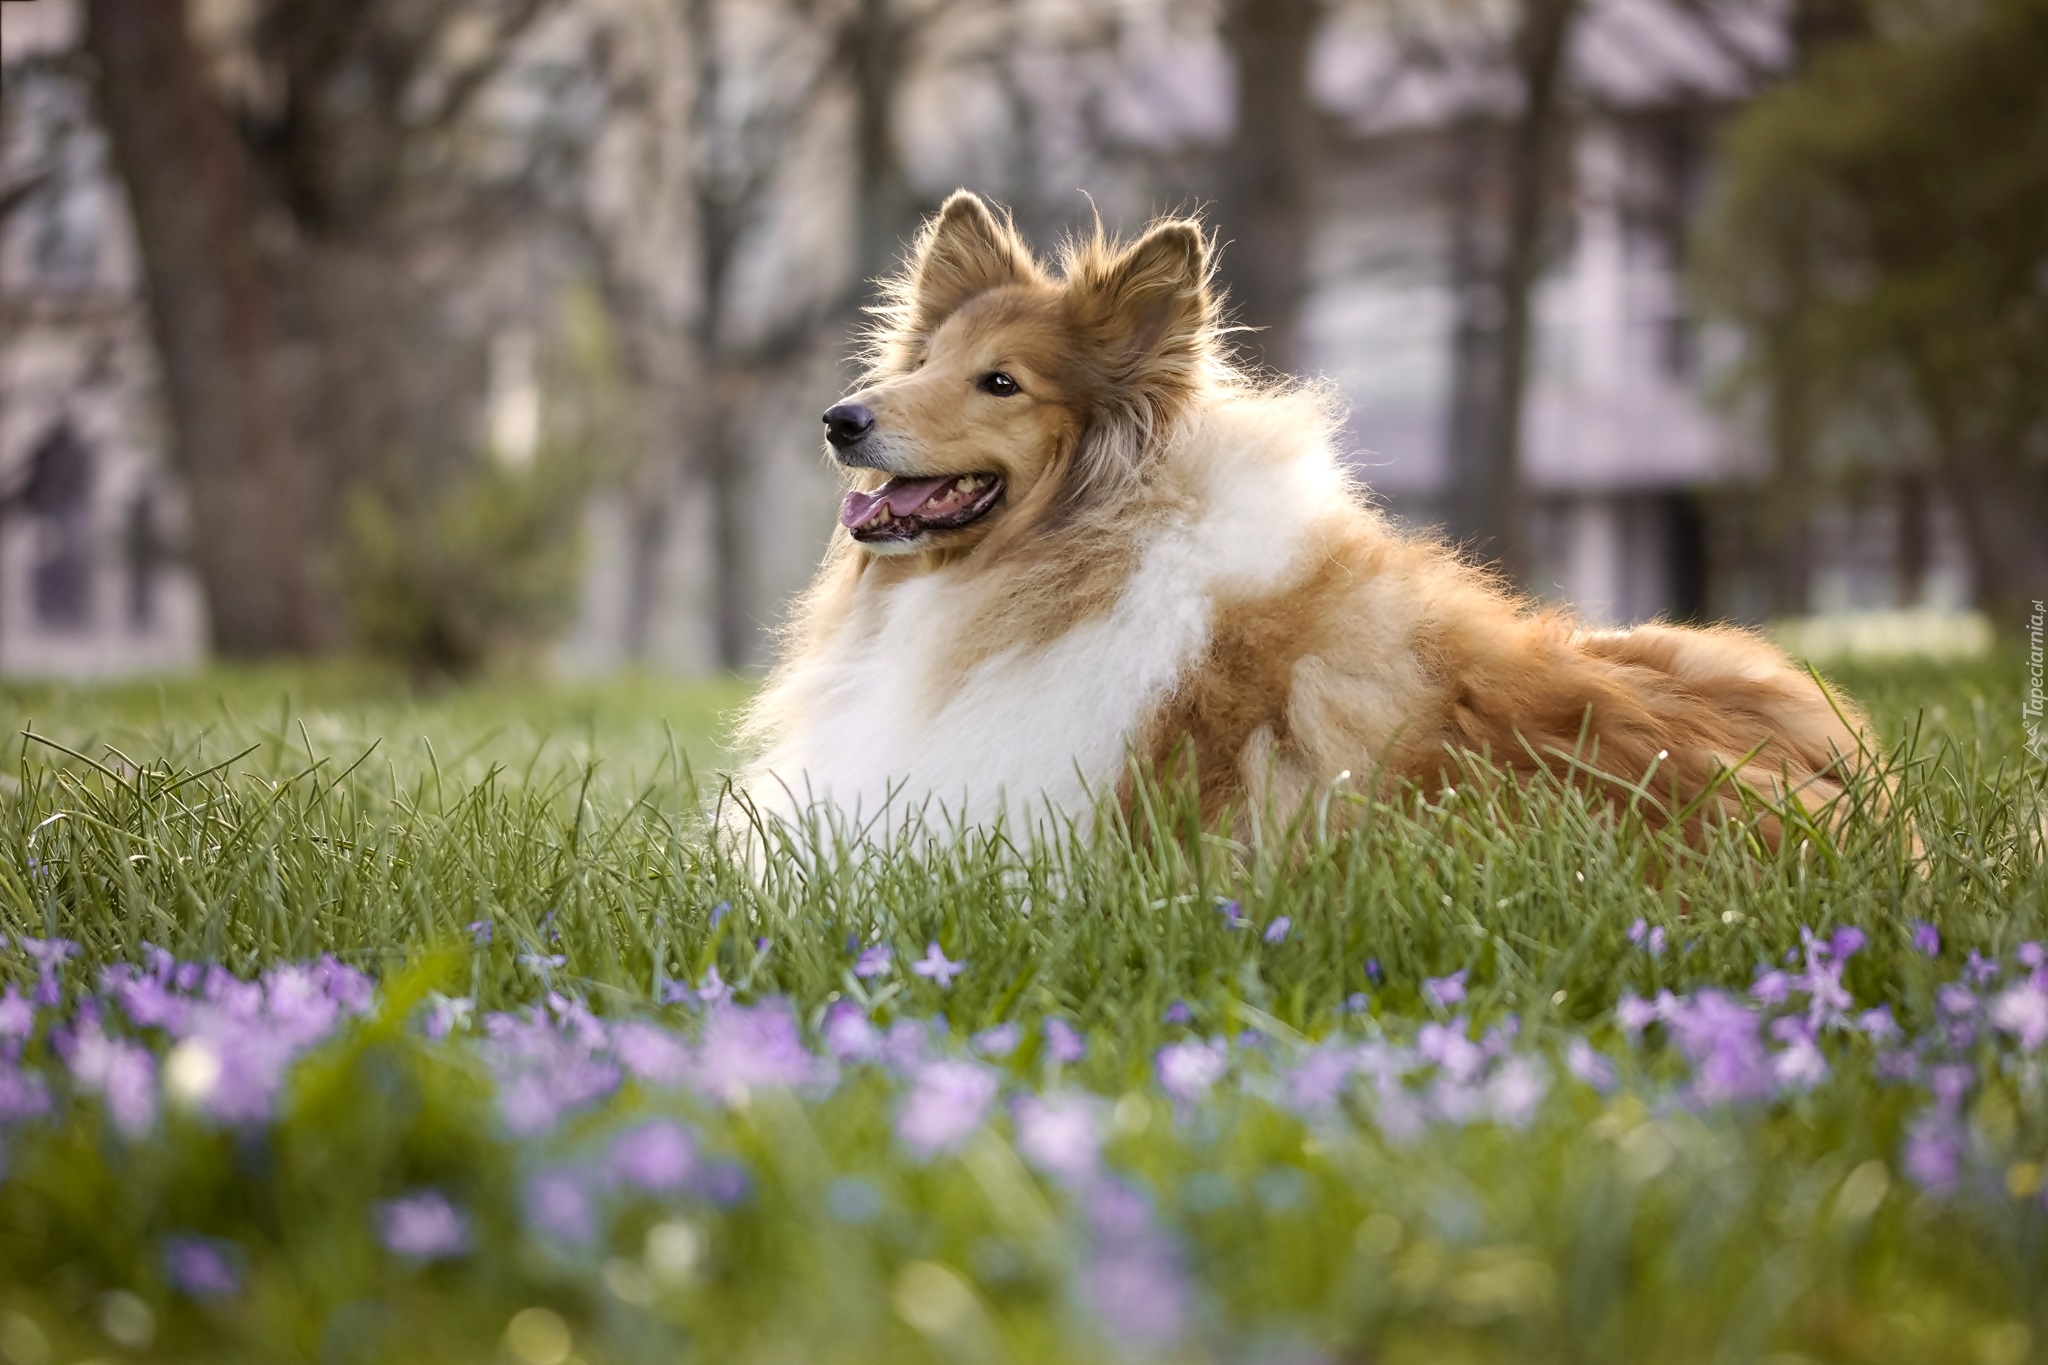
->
1697, 0, 2048, 606
344, 453, 588, 679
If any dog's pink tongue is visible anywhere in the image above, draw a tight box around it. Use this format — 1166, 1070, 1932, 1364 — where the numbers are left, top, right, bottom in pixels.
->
839, 475, 955, 529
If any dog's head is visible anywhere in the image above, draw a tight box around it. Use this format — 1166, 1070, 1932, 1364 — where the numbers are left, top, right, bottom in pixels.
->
824, 191, 1219, 558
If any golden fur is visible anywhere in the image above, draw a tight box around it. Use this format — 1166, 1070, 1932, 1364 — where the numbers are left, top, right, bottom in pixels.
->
741, 191, 1872, 843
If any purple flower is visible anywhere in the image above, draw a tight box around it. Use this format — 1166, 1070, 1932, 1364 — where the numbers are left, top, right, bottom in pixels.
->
1365, 958, 1384, 985
1628, 918, 1649, 945
517, 952, 568, 978
1263, 916, 1292, 944
608, 1119, 698, 1193
1163, 1000, 1193, 1026
21, 935, 76, 1006
698, 1159, 751, 1207
1565, 1038, 1616, 1092
881, 1018, 931, 1071
1663, 990, 1774, 1105
853, 944, 893, 978
1343, 992, 1371, 1014
1856, 1006, 1900, 1041
1044, 1018, 1086, 1065
1083, 1246, 1189, 1350
2018, 941, 2045, 970
822, 1002, 881, 1063
1615, 993, 1658, 1035
691, 967, 731, 1008
1911, 922, 1941, 956
1154, 1039, 1227, 1104
1830, 927, 1867, 960
1285, 1046, 1358, 1113
693, 999, 825, 1104
1965, 951, 2001, 986
911, 943, 966, 988
0, 1062, 52, 1122
467, 920, 493, 946
1417, 1023, 1484, 1081
896, 1059, 998, 1158
1646, 926, 1668, 957
1988, 980, 2048, 1051
708, 902, 731, 930
1422, 971, 1467, 1010
1772, 1037, 1829, 1091
1013, 1092, 1105, 1185
481, 1010, 621, 1135
1751, 971, 1793, 1005
610, 1020, 691, 1086
1482, 1055, 1549, 1127
971, 1023, 1021, 1057
65, 1021, 156, 1136
1217, 899, 1247, 930
0, 986, 34, 1040
1937, 983, 1978, 1018
523, 1168, 595, 1244
163, 1236, 241, 1300
421, 994, 473, 1041
376, 1191, 470, 1260
1903, 1114, 1963, 1193
1930, 1063, 1974, 1109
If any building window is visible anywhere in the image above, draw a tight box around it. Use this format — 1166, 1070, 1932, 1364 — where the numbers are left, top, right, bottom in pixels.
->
19, 422, 96, 632
124, 489, 161, 630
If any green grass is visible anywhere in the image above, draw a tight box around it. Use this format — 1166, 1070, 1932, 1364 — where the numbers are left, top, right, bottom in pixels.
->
0, 655, 2044, 1365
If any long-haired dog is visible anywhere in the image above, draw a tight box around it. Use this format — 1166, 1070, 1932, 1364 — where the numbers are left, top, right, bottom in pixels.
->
739, 191, 1870, 844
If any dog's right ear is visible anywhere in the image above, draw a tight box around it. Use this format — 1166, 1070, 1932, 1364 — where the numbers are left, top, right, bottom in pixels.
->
879, 192, 1038, 366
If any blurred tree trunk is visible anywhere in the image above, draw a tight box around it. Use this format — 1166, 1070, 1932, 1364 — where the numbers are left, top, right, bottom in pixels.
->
1215, 0, 1319, 376
82, 0, 314, 653
1453, 0, 1579, 585
1755, 0, 1871, 617
850, 0, 921, 285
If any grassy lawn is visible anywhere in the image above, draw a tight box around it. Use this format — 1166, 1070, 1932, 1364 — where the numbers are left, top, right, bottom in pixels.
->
0, 655, 2043, 1364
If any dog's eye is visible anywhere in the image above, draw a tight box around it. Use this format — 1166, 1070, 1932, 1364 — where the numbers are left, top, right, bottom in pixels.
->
977, 371, 1020, 397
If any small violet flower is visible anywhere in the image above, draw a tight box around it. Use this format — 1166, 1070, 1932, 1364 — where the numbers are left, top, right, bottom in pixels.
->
1044, 1018, 1086, 1065
1262, 916, 1292, 944
911, 943, 965, 989
607, 1119, 698, 1193
1423, 971, 1468, 1010
376, 1191, 470, 1260
853, 944, 893, 978
971, 1023, 1021, 1057
896, 1059, 999, 1158
1154, 1038, 1227, 1104
163, 1235, 241, 1300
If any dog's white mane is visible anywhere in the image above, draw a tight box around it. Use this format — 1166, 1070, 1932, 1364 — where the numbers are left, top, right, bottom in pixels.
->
741, 387, 1351, 835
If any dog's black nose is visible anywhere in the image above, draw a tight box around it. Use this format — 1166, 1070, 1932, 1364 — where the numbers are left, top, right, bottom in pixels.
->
823, 403, 875, 449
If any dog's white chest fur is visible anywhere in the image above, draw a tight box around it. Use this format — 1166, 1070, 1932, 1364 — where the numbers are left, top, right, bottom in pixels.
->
744, 407, 1344, 834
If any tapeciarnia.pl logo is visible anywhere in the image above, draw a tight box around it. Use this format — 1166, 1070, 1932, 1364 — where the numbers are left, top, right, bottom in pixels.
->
2026, 600, 2045, 760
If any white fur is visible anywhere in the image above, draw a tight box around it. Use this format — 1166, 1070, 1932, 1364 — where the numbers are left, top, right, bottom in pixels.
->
743, 393, 1346, 836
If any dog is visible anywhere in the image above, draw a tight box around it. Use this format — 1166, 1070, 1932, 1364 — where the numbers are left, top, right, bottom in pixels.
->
738, 190, 1870, 844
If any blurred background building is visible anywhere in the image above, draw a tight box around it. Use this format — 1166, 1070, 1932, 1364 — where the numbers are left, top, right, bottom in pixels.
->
2, 0, 2039, 678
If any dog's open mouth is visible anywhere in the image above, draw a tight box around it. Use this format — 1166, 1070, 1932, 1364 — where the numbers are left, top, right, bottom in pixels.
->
840, 473, 1004, 543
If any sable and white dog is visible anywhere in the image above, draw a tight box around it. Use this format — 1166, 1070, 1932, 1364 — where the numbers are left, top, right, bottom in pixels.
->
738, 191, 1868, 842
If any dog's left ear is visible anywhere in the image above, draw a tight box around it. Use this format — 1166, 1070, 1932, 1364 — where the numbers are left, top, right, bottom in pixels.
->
1069, 220, 1214, 404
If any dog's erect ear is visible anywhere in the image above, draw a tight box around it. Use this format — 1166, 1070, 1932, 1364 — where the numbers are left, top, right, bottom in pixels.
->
1067, 220, 1214, 405
901, 191, 1037, 337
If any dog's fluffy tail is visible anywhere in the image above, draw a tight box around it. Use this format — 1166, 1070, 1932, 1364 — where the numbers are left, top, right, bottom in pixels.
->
1406, 618, 1877, 847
